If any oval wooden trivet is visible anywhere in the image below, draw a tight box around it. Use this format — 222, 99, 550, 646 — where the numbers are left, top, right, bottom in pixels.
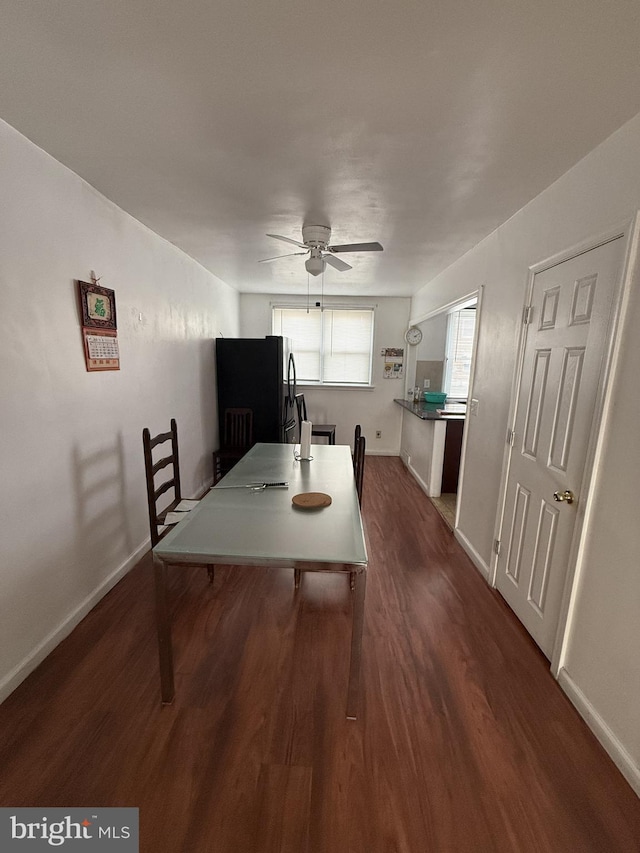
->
292, 492, 332, 509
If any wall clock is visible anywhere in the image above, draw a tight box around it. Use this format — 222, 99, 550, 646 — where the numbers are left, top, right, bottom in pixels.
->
404, 326, 423, 345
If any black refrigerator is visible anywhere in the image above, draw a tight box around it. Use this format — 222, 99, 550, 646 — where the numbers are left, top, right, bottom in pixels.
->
215, 336, 297, 445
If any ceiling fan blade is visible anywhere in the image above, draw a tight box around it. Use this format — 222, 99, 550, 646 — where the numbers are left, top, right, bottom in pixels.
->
324, 254, 352, 272
328, 242, 384, 253
266, 233, 307, 249
258, 251, 308, 263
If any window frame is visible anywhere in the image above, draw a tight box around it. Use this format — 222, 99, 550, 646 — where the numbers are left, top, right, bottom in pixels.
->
272, 304, 375, 387
442, 307, 477, 401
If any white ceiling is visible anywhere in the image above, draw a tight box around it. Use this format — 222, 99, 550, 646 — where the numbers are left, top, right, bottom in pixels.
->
2, 0, 640, 296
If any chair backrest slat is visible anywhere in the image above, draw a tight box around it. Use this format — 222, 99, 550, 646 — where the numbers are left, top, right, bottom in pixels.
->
223, 408, 253, 450
148, 429, 173, 450
151, 455, 173, 477
153, 478, 176, 503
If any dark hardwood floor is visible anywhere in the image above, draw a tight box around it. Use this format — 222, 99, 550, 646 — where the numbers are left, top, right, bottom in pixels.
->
1, 456, 638, 852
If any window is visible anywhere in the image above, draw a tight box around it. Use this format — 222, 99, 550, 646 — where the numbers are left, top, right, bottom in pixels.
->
272, 306, 374, 385
443, 308, 476, 399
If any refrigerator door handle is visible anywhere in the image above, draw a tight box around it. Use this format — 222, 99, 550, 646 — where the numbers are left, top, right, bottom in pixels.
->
287, 352, 296, 405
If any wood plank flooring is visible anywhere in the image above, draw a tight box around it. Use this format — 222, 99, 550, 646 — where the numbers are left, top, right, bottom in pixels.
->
0, 456, 638, 852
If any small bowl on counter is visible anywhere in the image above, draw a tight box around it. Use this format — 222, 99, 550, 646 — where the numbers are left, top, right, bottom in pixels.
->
424, 391, 447, 405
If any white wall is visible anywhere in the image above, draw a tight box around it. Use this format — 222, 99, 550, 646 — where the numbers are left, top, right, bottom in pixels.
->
416, 312, 448, 361
0, 119, 240, 701
239, 294, 411, 455
560, 264, 640, 778
410, 112, 640, 791
408, 312, 449, 392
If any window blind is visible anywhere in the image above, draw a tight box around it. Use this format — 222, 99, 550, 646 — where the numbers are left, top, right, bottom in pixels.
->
273, 307, 374, 385
444, 308, 476, 398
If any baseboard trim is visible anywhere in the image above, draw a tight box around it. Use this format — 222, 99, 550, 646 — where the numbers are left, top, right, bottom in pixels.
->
406, 461, 435, 497
557, 668, 640, 797
454, 528, 490, 581
0, 538, 150, 705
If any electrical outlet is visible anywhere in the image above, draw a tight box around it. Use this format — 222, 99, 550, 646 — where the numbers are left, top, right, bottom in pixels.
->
423, 379, 430, 389
375, 430, 382, 439
470, 398, 479, 416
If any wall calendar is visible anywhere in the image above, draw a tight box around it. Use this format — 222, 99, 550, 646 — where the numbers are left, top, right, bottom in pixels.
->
77, 278, 120, 372
82, 328, 120, 371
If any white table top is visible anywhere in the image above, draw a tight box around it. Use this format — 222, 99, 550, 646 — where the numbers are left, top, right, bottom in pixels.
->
154, 443, 368, 571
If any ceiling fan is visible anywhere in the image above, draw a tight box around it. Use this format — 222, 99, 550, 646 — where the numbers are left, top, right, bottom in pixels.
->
259, 225, 383, 276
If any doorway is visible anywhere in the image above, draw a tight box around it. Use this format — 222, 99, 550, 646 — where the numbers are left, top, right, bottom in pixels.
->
409, 291, 481, 530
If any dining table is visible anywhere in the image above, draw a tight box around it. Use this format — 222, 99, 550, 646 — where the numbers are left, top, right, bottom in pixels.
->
152, 442, 369, 719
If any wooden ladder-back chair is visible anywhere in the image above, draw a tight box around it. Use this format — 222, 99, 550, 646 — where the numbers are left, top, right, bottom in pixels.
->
212, 407, 253, 485
295, 393, 336, 445
354, 433, 366, 506
350, 432, 366, 590
353, 424, 362, 461
143, 418, 214, 583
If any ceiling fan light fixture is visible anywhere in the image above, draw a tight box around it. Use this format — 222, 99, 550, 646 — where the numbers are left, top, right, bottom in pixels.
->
305, 253, 325, 276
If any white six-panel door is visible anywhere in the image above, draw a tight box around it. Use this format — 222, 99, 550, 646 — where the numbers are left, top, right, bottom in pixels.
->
496, 237, 624, 658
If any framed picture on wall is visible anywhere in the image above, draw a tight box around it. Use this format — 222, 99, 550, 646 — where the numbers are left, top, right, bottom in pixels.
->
77, 280, 117, 330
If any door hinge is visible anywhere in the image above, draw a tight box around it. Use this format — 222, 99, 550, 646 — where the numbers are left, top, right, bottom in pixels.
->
506, 428, 515, 446
494, 539, 501, 556
523, 305, 533, 324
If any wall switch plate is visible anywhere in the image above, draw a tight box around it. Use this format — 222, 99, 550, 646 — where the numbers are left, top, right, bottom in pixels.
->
470, 398, 479, 416
423, 379, 430, 389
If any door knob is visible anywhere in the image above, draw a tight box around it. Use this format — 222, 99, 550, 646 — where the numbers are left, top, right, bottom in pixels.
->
553, 489, 575, 505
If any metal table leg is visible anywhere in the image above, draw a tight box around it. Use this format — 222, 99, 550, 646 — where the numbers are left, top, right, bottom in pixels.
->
346, 568, 366, 720
153, 553, 175, 704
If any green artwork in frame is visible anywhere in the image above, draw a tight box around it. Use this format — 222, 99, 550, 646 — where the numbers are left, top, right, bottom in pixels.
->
78, 280, 117, 330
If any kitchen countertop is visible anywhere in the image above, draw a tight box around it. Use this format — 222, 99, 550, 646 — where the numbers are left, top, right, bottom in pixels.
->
394, 398, 466, 420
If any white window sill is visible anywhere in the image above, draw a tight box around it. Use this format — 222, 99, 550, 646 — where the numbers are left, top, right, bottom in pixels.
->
296, 383, 376, 391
